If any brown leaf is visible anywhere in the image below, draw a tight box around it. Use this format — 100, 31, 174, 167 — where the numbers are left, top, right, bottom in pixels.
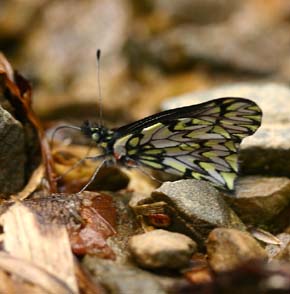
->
52, 145, 129, 193
70, 192, 116, 258
184, 253, 213, 285
250, 227, 282, 245
20, 192, 117, 258
0, 52, 57, 193
1, 203, 78, 293
11, 164, 45, 201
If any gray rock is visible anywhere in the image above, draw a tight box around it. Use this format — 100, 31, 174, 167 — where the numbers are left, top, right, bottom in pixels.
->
151, 0, 239, 25
0, 106, 25, 196
162, 83, 290, 125
162, 83, 290, 176
137, 19, 290, 75
83, 257, 166, 294
151, 180, 245, 243
225, 176, 290, 225
22, 0, 129, 117
207, 228, 268, 272
128, 229, 197, 269
266, 233, 290, 261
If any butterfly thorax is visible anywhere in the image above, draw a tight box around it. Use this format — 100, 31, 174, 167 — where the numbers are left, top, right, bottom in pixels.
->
80, 121, 115, 152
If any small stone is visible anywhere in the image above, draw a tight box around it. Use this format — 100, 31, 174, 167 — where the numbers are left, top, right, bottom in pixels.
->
152, 180, 245, 243
226, 176, 290, 225
207, 228, 268, 272
266, 233, 290, 261
128, 229, 197, 269
84, 257, 166, 294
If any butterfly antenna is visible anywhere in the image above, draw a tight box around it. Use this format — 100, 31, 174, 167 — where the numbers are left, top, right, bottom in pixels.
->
50, 125, 81, 148
96, 49, 103, 127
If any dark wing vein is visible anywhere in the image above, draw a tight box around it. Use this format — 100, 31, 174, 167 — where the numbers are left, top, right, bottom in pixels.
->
112, 97, 262, 191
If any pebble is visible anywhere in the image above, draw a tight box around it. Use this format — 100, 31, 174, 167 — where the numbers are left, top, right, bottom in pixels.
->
266, 233, 290, 261
84, 257, 166, 294
128, 229, 197, 269
151, 180, 245, 243
207, 228, 268, 272
226, 176, 290, 225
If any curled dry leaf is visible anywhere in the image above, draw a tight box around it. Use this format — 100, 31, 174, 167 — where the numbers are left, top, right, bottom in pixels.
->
11, 164, 45, 201
0, 53, 57, 194
52, 144, 129, 193
1, 203, 78, 294
0, 252, 74, 294
250, 227, 282, 245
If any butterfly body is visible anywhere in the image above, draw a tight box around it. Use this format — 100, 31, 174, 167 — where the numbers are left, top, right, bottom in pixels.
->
80, 97, 262, 191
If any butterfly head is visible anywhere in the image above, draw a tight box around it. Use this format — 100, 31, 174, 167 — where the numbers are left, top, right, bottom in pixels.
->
80, 120, 113, 144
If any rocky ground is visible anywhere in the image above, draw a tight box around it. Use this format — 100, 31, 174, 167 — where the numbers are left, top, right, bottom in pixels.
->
1, 0, 290, 293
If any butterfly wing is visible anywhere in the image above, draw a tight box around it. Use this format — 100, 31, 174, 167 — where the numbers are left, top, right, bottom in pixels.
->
112, 98, 262, 190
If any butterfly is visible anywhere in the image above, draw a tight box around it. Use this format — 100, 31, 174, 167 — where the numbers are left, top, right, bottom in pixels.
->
78, 97, 262, 192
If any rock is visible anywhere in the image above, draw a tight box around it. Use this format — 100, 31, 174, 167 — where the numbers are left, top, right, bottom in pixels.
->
207, 228, 268, 272
0, 106, 26, 196
83, 257, 167, 294
106, 191, 140, 263
21, 0, 130, 117
225, 176, 290, 225
162, 83, 290, 125
151, 180, 245, 243
128, 0, 290, 76
0, 0, 46, 39
128, 229, 197, 269
149, 0, 239, 25
162, 83, 290, 176
266, 233, 290, 261
174, 260, 290, 293
143, 24, 290, 74
0, 53, 41, 197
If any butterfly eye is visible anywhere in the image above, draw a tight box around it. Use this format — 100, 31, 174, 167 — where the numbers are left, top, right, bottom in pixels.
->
92, 132, 100, 142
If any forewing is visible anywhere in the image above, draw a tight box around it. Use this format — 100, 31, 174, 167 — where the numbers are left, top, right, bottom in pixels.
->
113, 98, 262, 190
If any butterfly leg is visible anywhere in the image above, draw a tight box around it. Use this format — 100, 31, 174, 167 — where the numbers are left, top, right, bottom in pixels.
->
55, 154, 105, 181
123, 157, 162, 184
78, 157, 107, 193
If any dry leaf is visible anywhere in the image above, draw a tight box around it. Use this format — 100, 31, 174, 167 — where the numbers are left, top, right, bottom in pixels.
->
250, 227, 282, 245
1, 203, 78, 293
0, 53, 57, 193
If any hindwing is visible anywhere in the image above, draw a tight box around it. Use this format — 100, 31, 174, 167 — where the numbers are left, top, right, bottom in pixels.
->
112, 97, 262, 191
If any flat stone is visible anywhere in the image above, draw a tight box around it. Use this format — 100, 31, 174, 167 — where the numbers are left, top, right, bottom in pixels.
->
162, 83, 290, 176
225, 176, 290, 225
0, 106, 25, 196
151, 180, 245, 243
207, 228, 268, 272
129, 229, 197, 269
83, 257, 166, 294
